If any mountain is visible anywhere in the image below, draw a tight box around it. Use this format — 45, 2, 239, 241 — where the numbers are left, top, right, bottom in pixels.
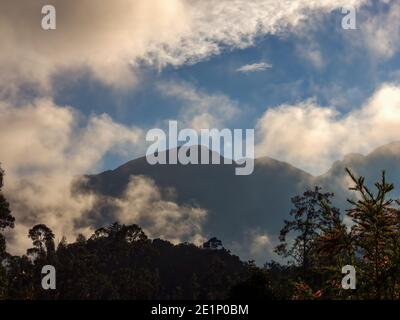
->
82, 142, 400, 264
316, 141, 400, 212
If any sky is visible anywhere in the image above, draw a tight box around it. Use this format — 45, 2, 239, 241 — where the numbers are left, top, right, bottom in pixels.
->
36, 0, 400, 174
2, 0, 400, 254
3, 0, 400, 173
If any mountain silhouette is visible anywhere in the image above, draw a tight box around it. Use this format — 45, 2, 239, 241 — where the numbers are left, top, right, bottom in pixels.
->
82, 142, 400, 263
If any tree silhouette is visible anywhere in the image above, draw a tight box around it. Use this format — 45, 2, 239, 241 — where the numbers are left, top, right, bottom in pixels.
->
0, 164, 14, 253
27, 224, 55, 260
0, 164, 15, 298
275, 187, 340, 279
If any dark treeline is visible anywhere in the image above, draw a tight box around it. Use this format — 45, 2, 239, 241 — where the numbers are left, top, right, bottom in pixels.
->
2, 164, 400, 300
4, 222, 254, 300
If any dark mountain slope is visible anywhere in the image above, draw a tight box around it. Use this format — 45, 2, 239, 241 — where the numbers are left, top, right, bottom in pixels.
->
84, 147, 314, 249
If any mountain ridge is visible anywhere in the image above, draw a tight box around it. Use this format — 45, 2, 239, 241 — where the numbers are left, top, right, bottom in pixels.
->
83, 142, 400, 263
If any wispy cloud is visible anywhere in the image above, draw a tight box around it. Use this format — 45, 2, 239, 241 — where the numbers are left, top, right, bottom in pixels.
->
236, 62, 272, 73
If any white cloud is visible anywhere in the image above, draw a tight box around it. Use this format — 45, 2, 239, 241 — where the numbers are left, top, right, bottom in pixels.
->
256, 83, 400, 175
0, 0, 190, 93
163, 0, 367, 67
0, 0, 368, 93
236, 62, 272, 73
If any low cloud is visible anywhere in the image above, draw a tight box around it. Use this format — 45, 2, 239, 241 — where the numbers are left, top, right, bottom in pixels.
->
0, 99, 206, 254
115, 176, 207, 245
256, 83, 400, 175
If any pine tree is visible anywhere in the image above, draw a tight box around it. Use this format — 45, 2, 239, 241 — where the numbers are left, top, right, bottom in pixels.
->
346, 169, 398, 299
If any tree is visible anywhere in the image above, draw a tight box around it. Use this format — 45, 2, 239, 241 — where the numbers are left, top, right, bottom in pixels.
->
118, 224, 147, 243
89, 222, 147, 243
0, 165, 15, 299
27, 224, 55, 259
203, 237, 223, 250
275, 187, 340, 279
345, 169, 398, 299
0, 164, 15, 254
